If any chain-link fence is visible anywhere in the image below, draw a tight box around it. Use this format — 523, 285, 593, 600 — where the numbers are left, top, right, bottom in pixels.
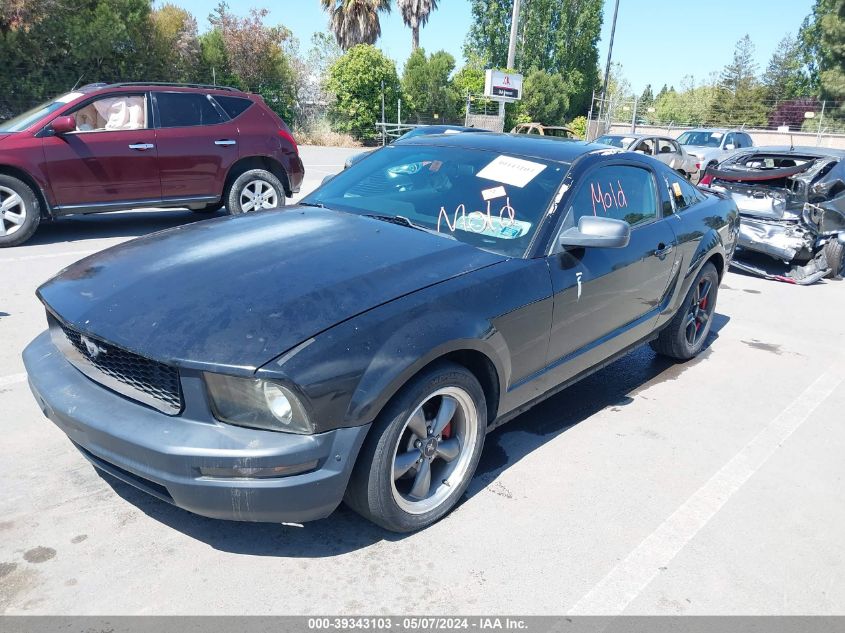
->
586, 92, 845, 148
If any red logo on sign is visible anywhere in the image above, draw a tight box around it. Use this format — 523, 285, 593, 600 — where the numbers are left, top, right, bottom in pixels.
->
502, 76, 511, 85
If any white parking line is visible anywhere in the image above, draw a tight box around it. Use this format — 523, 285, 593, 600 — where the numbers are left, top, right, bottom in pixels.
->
0, 372, 27, 387
568, 371, 842, 615
0, 249, 96, 264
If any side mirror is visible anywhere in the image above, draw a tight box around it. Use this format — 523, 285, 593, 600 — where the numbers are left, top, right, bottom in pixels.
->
724, 143, 735, 151
559, 216, 631, 249
50, 115, 76, 135
321, 174, 335, 186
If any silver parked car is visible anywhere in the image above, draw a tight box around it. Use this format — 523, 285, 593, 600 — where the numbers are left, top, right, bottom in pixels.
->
676, 128, 754, 181
594, 133, 700, 181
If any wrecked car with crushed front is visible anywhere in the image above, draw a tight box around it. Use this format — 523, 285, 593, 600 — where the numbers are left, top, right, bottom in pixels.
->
701, 146, 845, 284
23, 133, 738, 533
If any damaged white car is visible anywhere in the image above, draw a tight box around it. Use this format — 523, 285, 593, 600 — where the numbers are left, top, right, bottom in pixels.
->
701, 146, 845, 284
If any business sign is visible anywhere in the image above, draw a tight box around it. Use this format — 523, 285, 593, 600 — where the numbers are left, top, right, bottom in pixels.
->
484, 70, 523, 102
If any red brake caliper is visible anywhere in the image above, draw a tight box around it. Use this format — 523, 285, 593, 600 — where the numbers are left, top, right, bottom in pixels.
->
441, 422, 452, 439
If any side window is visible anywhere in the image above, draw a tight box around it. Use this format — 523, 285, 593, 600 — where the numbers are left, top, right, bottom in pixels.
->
740, 133, 753, 148
213, 95, 253, 119
668, 176, 705, 211
633, 139, 654, 155
70, 95, 147, 132
155, 92, 225, 128
657, 139, 677, 155
723, 132, 735, 148
565, 165, 659, 227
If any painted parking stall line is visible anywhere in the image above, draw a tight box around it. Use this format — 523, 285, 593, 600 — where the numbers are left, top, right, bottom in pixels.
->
568, 371, 842, 615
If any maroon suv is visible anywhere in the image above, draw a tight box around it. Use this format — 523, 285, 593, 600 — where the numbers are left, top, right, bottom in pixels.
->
0, 82, 304, 247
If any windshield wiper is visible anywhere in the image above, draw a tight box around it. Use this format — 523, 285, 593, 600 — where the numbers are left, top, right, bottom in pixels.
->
362, 214, 455, 239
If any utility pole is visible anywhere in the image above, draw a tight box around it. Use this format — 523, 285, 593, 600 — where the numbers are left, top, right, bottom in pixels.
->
596, 0, 620, 133
507, 0, 521, 70
501, 0, 521, 128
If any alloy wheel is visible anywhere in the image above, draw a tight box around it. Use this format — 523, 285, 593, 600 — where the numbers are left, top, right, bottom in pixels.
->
391, 386, 479, 514
239, 180, 279, 212
685, 276, 714, 347
0, 186, 27, 237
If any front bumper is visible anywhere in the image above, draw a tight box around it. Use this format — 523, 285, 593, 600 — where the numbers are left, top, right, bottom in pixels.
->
23, 331, 370, 523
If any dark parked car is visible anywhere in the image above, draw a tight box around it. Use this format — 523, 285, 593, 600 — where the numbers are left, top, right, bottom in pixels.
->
0, 82, 303, 247
343, 125, 489, 169
24, 133, 739, 532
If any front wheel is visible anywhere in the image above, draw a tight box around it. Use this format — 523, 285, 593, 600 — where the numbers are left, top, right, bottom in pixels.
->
0, 175, 41, 247
226, 169, 286, 215
650, 262, 719, 360
345, 362, 487, 532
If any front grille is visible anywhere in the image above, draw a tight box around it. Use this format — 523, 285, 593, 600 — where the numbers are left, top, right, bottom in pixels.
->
49, 315, 183, 415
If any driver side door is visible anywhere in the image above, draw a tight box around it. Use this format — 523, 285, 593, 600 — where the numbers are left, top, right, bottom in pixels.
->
542, 162, 679, 386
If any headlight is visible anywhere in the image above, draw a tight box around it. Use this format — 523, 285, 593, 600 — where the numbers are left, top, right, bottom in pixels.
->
203, 373, 313, 434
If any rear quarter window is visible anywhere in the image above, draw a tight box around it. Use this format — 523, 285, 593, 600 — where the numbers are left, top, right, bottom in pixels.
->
213, 95, 253, 119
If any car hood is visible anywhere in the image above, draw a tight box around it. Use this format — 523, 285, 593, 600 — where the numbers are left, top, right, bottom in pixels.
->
682, 145, 716, 157
37, 207, 505, 372
0, 133, 10, 144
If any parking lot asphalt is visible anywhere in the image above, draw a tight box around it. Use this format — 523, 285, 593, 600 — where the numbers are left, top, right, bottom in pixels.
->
1, 145, 844, 615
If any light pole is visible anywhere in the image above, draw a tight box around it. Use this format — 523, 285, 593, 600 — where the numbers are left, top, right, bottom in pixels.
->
507, 0, 521, 70
596, 0, 620, 133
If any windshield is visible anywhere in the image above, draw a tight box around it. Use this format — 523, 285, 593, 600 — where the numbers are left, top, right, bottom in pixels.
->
595, 135, 633, 148
677, 131, 723, 147
0, 92, 82, 132
303, 145, 567, 257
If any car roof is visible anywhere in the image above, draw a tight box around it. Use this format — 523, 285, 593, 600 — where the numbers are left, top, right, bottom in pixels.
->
684, 128, 742, 134
396, 131, 606, 163
729, 145, 845, 158
78, 82, 246, 96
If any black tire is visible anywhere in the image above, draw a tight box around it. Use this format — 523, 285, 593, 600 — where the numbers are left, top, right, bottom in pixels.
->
0, 174, 41, 247
345, 361, 487, 532
226, 169, 286, 215
192, 202, 224, 214
823, 238, 844, 280
650, 262, 719, 361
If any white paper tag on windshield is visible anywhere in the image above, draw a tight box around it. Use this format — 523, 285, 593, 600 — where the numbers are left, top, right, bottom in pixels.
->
444, 129, 461, 134
481, 185, 507, 200
477, 155, 547, 188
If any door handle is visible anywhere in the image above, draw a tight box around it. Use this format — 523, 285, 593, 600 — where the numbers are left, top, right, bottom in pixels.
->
128, 143, 155, 151
654, 243, 674, 260
215, 139, 237, 146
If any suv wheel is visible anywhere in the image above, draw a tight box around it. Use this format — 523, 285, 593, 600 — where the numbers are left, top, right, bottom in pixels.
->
650, 262, 719, 360
345, 362, 487, 532
227, 169, 286, 215
0, 175, 41, 247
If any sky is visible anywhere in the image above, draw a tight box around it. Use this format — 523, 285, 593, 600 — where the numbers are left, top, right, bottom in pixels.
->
163, 0, 816, 95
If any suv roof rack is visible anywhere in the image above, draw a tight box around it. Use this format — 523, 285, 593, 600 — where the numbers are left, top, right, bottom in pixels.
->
105, 82, 242, 92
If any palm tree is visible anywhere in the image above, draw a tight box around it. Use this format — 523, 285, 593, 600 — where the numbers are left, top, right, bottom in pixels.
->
320, 0, 391, 51
396, 0, 438, 51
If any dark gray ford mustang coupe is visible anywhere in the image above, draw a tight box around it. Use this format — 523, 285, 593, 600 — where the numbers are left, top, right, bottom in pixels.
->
24, 133, 739, 532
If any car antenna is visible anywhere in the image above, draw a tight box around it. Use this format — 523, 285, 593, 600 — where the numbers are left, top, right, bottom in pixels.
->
71, 75, 84, 91
789, 133, 794, 151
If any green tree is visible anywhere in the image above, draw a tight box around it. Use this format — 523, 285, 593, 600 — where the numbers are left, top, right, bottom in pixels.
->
326, 44, 400, 140
516, 69, 569, 124
463, 0, 603, 117
762, 33, 810, 102
396, 0, 438, 51
151, 3, 199, 82
797, 0, 845, 119
708, 35, 768, 127
320, 0, 391, 51
401, 48, 459, 122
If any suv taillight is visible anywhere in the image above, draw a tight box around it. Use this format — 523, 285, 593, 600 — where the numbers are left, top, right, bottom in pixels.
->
699, 173, 713, 186
278, 129, 299, 155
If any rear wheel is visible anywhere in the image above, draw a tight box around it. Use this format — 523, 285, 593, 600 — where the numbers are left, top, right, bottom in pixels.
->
226, 169, 286, 215
650, 262, 719, 360
0, 175, 41, 247
823, 238, 844, 279
345, 362, 487, 532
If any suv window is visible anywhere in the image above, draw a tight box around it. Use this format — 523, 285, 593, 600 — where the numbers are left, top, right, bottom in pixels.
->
69, 94, 147, 132
723, 132, 735, 148
738, 133, 753, 148
213, 95, 253, 119
565, 165, 659, 227
155, 92, 224, 128
669, 176, 706, 210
